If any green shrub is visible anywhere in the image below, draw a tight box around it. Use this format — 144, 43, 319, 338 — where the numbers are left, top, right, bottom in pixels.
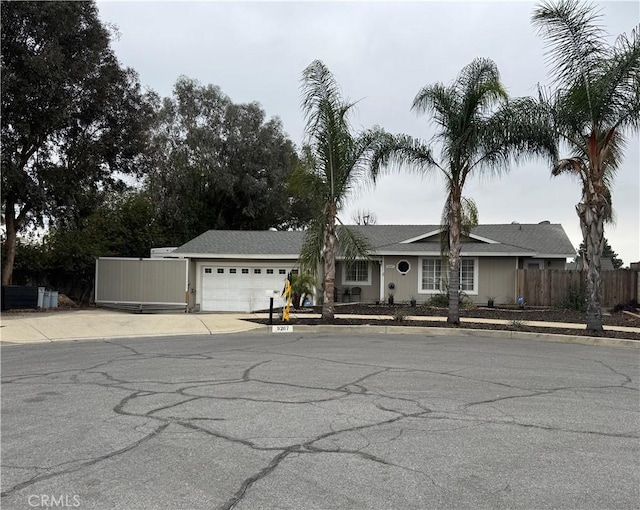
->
560, 284, 586, 312
427, 290, 471, 308
428, 293, 449, 307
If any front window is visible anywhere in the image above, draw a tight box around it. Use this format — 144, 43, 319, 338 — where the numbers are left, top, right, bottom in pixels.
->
420, 257, 477, 293
421, 259, 443, 291
343, 261, 370, 284
460, 259, 474, 291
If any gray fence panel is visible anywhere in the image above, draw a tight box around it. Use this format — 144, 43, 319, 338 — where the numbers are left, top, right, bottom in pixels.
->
95, 258, 188, 311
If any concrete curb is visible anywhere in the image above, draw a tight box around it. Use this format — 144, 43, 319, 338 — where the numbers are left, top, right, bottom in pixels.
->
1, 311, 637, 349
258, 323, 640, 349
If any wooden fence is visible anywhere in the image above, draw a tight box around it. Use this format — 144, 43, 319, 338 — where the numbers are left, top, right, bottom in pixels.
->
516, 269, 638, 308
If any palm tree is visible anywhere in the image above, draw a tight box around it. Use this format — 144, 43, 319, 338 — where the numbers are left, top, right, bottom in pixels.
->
373, 58, 556, 324
290, 272, 317, 309
296, 60, 383, 321
532, 0, 640, 332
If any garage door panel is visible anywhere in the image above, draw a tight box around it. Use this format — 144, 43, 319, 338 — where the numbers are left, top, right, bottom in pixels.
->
201, 266, 290, 312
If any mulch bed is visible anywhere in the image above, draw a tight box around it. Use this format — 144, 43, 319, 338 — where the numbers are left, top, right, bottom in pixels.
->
252, 304, 640, 341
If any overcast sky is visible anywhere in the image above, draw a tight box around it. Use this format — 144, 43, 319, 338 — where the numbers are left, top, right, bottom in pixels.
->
97, 0, 639, 266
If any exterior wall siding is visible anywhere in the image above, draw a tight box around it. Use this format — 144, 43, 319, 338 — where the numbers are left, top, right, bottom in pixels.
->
335, 260, 381, 303
477, 258, 517, 306
380, 256, 421, 304
335, 256, 570, 306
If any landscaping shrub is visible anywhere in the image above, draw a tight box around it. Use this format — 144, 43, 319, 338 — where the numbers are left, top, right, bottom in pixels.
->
560, 284, 586, 312
611, 300, 639, 314
393, 309, 408, 322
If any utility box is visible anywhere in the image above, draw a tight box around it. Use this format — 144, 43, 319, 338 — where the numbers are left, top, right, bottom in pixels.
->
1, 286, 39, 311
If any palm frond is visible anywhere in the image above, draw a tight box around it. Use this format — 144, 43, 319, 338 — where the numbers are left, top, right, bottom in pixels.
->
457, 57, 507, 115
461, 196, 479, 236
301, 60, 349, 136
298, 215, 326, 278
551, 157, 586, 178
290, 272, 317, 298
532, 0, 608, 92
601, 27, 640, 132
301, 60, 366, 203
369, 131, 439, 180
333, 127, 389, 208
471, 96, 559, 175
412, 83, 458, 132
335, 221, 374, 263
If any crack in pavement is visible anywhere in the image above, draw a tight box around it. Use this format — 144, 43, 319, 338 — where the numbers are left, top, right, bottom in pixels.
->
424, 411, 640, 439
216, 407, 439, 509
591, 359, 634, 386
4, 334, 637, 508
221, 450, 292, 510
1, 422, 170, 497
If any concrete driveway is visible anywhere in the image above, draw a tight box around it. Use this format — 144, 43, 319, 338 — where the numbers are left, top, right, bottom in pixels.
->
1, 332, 638, 509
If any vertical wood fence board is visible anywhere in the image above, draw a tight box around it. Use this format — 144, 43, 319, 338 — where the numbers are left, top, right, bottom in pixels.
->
516, 269, 637, 308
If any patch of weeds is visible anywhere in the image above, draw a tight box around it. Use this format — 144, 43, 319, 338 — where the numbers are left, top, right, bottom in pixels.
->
508, 319, 525, 329
393, 309, 408, 322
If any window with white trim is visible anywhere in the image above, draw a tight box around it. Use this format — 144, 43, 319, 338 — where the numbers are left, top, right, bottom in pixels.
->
343, 261, 370, 284
421, 259, 443, 291
460, 259, 474, 291
420, 257, 477, 293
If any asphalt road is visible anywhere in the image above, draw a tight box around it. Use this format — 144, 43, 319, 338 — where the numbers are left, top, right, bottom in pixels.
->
1, 332, 638, 510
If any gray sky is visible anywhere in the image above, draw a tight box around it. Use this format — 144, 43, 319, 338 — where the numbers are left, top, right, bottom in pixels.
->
97, 0, 639, 265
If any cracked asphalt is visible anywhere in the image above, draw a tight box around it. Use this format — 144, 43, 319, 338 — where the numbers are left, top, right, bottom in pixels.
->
1, 332, 639, 509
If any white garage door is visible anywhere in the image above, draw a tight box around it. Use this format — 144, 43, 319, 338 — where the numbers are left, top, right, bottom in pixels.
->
201, 265, 291, 312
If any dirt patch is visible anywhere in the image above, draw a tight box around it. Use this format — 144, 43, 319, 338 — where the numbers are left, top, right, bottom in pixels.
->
253, 303, 640, 341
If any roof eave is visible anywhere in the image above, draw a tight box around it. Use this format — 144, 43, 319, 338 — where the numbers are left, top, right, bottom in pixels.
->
167, 253, 300, 260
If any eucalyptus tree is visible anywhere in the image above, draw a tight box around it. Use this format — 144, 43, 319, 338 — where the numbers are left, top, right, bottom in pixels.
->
146, 77, 312, 245
532, 0, 640, 332
296, 60, 384, 321
1, 1, 152, 285
373, 58, 555, 324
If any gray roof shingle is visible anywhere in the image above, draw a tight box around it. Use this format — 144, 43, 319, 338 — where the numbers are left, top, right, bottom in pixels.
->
173, 230, 305, 256
172, 223, 576, 258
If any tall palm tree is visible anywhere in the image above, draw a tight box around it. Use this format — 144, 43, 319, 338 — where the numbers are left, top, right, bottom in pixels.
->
297, 60, 383, 321
532, 0, 640, 332
373, 58, 556, 324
